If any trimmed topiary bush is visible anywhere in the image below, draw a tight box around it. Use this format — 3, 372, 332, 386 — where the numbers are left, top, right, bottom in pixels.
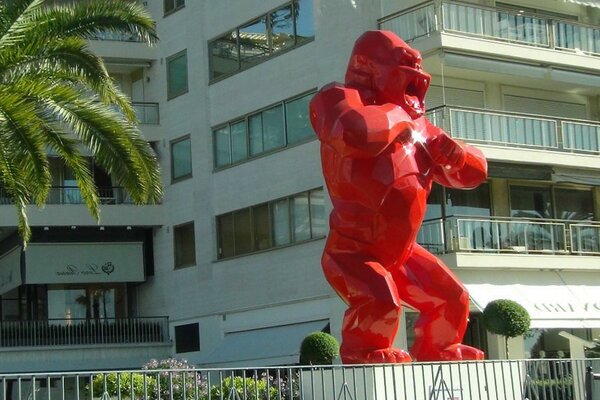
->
482, 299, 531, 358
299, 332, 339, 365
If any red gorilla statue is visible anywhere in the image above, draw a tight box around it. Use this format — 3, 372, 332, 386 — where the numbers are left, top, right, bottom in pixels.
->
310, 31, 487, 363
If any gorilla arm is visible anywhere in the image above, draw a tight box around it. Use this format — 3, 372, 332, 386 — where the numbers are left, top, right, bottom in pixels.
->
310, 83, 415, 158
423, 119, 487, 189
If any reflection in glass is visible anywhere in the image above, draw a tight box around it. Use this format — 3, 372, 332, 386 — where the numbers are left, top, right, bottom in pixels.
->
230, 121, 247, 163
167, 52, 188, 98
310, 189, 326, 237
214, 126, 231, 167
210, 31, 238, 79
270, 5, 294, 52
555, 189, 593, 221
446, 183, 491, 216
286, 94, 313, 144
239, 18, 269, 68
292, 193, 310, 241
510, 186, 552, 219
294, 0, 315, 44
171, 137, 192, 180
249, 114, 263, 156
263, 105, 285, 151
272, 199, 291, 246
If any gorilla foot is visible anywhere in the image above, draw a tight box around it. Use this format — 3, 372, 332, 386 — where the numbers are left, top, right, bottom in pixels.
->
414, 344, 484, 362
342, 347, 412, 364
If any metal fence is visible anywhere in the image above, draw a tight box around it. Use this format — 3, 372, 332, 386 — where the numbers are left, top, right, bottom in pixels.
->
1, 359, 599, 400
0, 317, 169, 348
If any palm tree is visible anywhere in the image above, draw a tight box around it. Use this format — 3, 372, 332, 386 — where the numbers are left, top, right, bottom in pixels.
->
0, 0, 162, 243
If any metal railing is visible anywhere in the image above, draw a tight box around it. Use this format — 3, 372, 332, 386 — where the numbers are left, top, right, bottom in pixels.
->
0, 317, 169, 348
0, 359, 597, 400
428, 105, 600, 154
89, 31, 145, 43
418, 215, 600, 255
380, 0, 600, 57
0, 186, 133, 206
133, 102, 159, 125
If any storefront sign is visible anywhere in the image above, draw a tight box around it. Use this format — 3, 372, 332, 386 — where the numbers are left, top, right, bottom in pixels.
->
0, 247, 21, 295
25, 243, 144, 284
534, 302, 600, 314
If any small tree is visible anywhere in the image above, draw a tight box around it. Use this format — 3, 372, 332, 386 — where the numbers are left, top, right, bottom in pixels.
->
299, 332, 339, 365
482, 299, 531, 358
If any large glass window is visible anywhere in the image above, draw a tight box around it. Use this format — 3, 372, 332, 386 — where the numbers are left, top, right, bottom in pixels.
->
47, 285, 126, 321
510, 186, 552, 219
555, 188, 593, 221
174, 222, 196, 268
216, 188, 325, 259
167, 50, 188, 99
446, 184, 491, 217
213, 91, 314, 168
208, 0, 314, 80
171, 136, 192, 182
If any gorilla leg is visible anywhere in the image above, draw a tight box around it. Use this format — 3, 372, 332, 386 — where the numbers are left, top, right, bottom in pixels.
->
394, 243, 484, 361
322, 233, 412, 363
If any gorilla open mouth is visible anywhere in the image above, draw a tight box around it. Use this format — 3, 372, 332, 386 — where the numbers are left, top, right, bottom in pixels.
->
404, 75, 429, 115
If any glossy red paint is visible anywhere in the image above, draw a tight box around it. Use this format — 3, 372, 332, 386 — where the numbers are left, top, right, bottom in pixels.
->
310, 31, 487, 363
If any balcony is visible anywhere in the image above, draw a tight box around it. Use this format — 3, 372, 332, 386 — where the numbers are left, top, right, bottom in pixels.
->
418, 215, 600, 256
0, 186, 134, 206
0, 317, 169, 348
428, 106, 600, 167
379, 1, 600, 70
133, 102, 159, 125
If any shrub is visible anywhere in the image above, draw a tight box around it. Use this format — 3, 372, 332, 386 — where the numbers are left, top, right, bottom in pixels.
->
482, 299, 531, 338
483, 299, 531, 358
142, 358, 207, 400
90, 372, 153, 399
299, 332, 339, 365
210, 376, 279, 400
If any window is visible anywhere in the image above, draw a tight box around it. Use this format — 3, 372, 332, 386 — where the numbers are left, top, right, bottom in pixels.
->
174, 222, 196, 268
167, 50, 188, 99
213, 91, 315, 168
208, 0, 314, 80
216, 188, 325, 259
164, 0, 184, 15
171, 136, 192, 182
175, 323, 200, 353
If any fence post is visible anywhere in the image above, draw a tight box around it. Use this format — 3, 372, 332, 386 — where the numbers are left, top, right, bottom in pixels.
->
586, 366, 593, 400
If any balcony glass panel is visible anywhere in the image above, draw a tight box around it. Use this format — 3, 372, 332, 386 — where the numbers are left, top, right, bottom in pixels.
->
132, 103, 159, 124
442, 2, 548, 46
555, 21, 600, 55
448, 109, 557, 148
379, 3, 436, 42
562, 121, 600, 152
571, 224, 600, 254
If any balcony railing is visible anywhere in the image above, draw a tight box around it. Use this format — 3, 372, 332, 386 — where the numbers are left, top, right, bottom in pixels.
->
133, 102, 159, 125
418, 215, 600, 255
89, 31, 144, 43
0, 186, 133, 206
428, 105, 600, 154
380, 1, 600, 57
0, 317, 169, 348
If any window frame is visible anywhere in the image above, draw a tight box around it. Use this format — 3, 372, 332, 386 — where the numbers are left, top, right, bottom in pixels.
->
208, 0, 314, 82
166, 49, 189, 100
170, 135, 193, 183
212, 89, 316, 169
164, 0, 185, 16
174, 221, 196, 269
216, 188, 325, 260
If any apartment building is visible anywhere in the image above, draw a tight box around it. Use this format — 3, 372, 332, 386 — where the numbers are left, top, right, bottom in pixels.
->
1, 0, 600, 372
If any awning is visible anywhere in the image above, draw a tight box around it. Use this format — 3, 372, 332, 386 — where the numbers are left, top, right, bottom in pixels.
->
465, 271, 600, 329
198, 320, 329, 367
564, 0, 600, 8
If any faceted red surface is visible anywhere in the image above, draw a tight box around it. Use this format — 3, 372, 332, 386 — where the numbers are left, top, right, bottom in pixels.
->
310, 31, 487, 363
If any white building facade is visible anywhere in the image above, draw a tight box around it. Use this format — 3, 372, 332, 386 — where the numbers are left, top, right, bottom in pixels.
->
1, 0, 600, 372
